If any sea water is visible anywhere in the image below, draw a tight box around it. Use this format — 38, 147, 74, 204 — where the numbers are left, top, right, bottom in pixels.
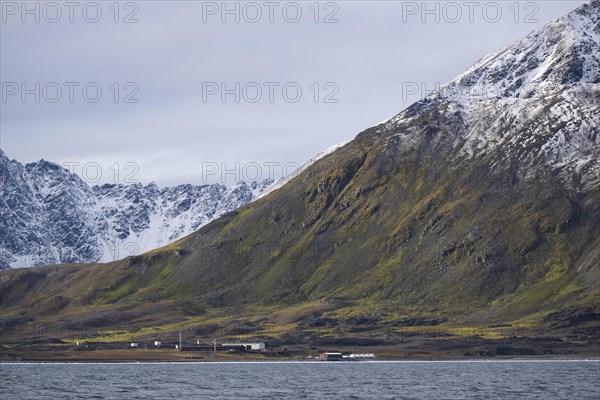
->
1, 360, 599, 399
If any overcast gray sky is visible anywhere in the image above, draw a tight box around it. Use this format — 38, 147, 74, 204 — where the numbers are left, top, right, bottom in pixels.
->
0, 0, 588, 186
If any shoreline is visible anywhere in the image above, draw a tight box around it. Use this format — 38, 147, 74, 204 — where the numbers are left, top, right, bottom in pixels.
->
2, 355, 599, 364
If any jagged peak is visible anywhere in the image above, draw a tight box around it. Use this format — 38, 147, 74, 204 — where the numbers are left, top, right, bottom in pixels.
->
379, 1, 598, 131
146, 181, 160, 190
434, 0, 599, 104
24, 158, 75, 178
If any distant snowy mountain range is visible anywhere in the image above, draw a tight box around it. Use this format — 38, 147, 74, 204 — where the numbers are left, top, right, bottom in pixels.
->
0, 149, 267, 268
0, 145, 344, 269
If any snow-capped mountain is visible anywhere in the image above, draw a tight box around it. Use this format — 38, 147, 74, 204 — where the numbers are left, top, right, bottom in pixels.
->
383, 0, 599, 189
0, 150, 274, 268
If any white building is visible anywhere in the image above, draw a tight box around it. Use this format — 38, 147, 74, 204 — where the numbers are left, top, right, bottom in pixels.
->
221, 342, 265, 351
154, 341, 162, 347
130, 342, 139, 348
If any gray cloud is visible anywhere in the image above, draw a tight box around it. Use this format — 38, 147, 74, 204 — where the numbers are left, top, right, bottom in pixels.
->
1, 0, 587, 186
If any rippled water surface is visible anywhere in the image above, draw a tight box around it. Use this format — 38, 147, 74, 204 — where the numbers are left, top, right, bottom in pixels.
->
1, 361, 599, 399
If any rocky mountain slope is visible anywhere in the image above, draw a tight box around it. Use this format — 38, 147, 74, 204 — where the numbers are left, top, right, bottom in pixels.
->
1, 1, 598, 346
0, 151, 273, 268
